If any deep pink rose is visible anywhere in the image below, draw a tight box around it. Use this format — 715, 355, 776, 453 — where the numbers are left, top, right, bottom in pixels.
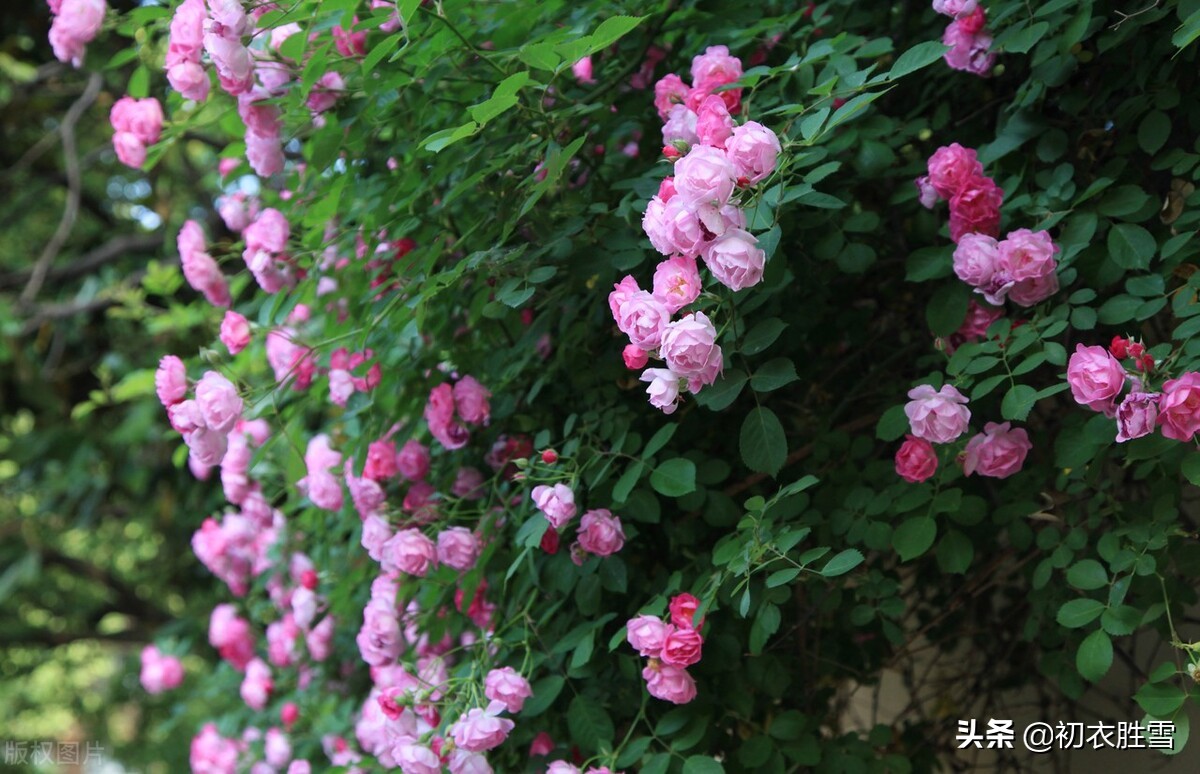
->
694, 94, 734, 148
1158, 373, 1200, 442
1007, 271, 1060, 307
895, 435, 938, 483
453, 375, 491, 425
926, 143, 984, 199
948, 176, 1003, 242
572, 56, 595, 84
577, 509, 625, 557
642, 662, 697, 704
1067, 344, 1126, 415
1117, 392, 1160, 443
396, 439, 431, 481
904, 384, 970, 443
653, 73, 689, 119
961, 422, 1031, 478
669, 592, 703, 630
623, 344, 650, 370
660, 627, 703, 667
725, 121, 781, 184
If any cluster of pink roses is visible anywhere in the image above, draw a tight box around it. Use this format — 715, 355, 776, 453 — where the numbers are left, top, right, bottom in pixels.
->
178, 219, 231, 306
157, 358, 243, 467
954, 228, 1061, 308
425, 376, 492, 450
165, 0, 209, 100
109, 96, 164, 169
624, 593, 704, 705
610, 45, 783, 414
896, 383, 1032, 482
915, 143, 1002, 244
1066, 339, 1200, 444
48, 0, 106, 67
934, 1, 995, 76
139, 645, 184, 694
243, 207, 294, 293
530, 482, 626, 564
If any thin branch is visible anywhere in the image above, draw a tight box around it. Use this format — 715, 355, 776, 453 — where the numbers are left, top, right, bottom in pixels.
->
0, 233, 160, 290
19, 72, 103, 307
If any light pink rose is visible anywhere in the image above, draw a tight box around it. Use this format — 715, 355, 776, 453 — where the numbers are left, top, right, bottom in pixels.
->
943, 20, 995, 77
1157, 372, 1200, 442
904, 384, 970, 443
246, 130, 285, 177
694, 94, 734, 148
450, 704, 515, 753
218, 193, 257, 233
660, 626, 703, 667
914, 175, 939, 208
245, 208, 290, 253
948, 176, 1003, 242
1067, 344, 1126, 415
659, 196, 707, 257
209, 603, 255, 670
641, 367, 683, 414
383, 528, 438, 577
195, 371, 242, 434
178, 221, 231, 307
454, 375, 491, 425
933, 0, 979, 16
653, 73, 689, 119
614, 289, 671, 350
356, 599, 402, 666
110, 96, 163, 145
961, 422, 1031, 478
673, 145, 736, 208
997, 229, 1058, 282
660, 312, 722, 382
220, 311, 251, 354
952, 233, 999, 288
166, 0, 205, 64
652, 255, 702, 313
307, 71, 345, 113
702, 228, 764, 291
642, 662, 697, 704
1117, 392, 1160, 443
190, 724, 240, 774
361, 514, 393, 561
425, 383, 469, 450
168, 61, 210, 101
627, 615, 670, 657
725, 121, 781, 184
926, 143, 984, 200
1007, 271, 1059, 307
662, 103, 699, 147
140, 645, 184, 694
895, 435, 938, 483
547, 763, 582, 774
577, 509, 625, 557
395, 744, 440, 774
156, 355, 188, 407
49, 0, 106, 67
306, 616, 334, 661
264, 728, 291, 769
436, 527, 480, 571
484, 666, 533, 713
396, 439, 431, 481
531, 483, 576, 529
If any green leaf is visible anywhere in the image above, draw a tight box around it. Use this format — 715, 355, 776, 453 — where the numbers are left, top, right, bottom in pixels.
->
750, 358, 798, 392
695, 370, 747, 411
888, 41, 949, 79
893, 517, 936, 562
1098, 294, 1142, 324
612, 461, 645, 504
587, 15, 645, 51
936, 529, 974, 574
906, 246, 953, 282
1134, 682, 1186, 716
1076, 629, 1113, 683
1056, 598, 1105, 628
519, 41, 561, 71
1001, 384, 1038, 422
642, 423, 677, 459
876, 404, 909, 442
1108, 223, 1156, 269
1004, 21, 1050, 53
682, 755, 725, 774
649, 458, 697, 497
1138, 110, 1171, 155
740, 407, 787, 476
641, 754, 672, 774
821, 548, 864, 577
926, 282, 969, 337
766, 568, 800, 588
749, 603, 781, 654
1067, 559, 1109, 590
742, 318, 787, 355
568, 694, 615, 753
127, 65, 150, 99
616, 738, 652, 768
1173, 8, 1200, 49
421, 121, 481, 152
521, 675, 564, 717
1183, 454, 1200, 486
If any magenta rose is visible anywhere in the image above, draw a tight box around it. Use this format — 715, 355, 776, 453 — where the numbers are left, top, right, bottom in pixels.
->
904, 384, 971, 443
961, 422, 1032, 478
626, 615, 671, 657
1157, 372, 1200, 442
948, 176, 1003, 242
702, 228, 765, 291
952, 233, 1000, 288
1116, 392, 1160, 443
1067, 344, 1126, 415
895, 435, 938, 483
669, 592, 704, 630
660, 627, 703, 668
926, 143, 984, 199
725, 121, 782, 184
623, 344, 650, 370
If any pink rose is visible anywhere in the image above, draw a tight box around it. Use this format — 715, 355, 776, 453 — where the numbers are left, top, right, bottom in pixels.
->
240, 658, 273, 710
245, 208, 290, 254
904, 384, 970, 444
1117, 392, 1160, 443
209, 604, 255, 670
363, 439, 399, 481
49, 0, 106, 67
190, 724, 239, 774
1158, 372, 1200, 442
246, 130, 285, 177
653, 73, 689, 119
652, 255, 702, 314
195, 371, 242, 434
178, 222, 230, 307
1067, 344, 1126, 415
167, 61, 210, 101
436, 527, 480, 571
112, 132, 147, 168
264, 728, 291, 769
614, 289, 671, 350
952, 233, 999, 288
914, 175, 939, 208
895, 435, 938, 483
662, 104, 699, 147
449, 704, 515, 752
454, 375, 491, 425
643, 195, 704, 258
660, 627, 703, 667
218, 193, 256, 233
694, 94, 734, 148
943, 20, 995, 77
110, 96, 163, 145
997, 229, 1058, 282
396, 439, 431, 481
572, 56, 595, 84
166, 0, 205, 63
642, 662, 697, 704
333, 20, 367, 57
627, 615, 670, 657
356, 599, 402, 666
307, 71, 345, 113
395, 744, 440, 774
484, 666, 533, 713
641, 368, 683, 414
623, 344, 650, 370
547, 763, 582, 774
140, 645, 185, 694
156, 355, 188, 407
956, 300, 1003, 341
690, 44, 743, 112
669, 593, 704, 630
220, 311, 251, 354
608, 275, 640, 319
702, 228, 765, 291
577, 509, 625, 557
933, 0, 979, 16
948, 176, 1003, 242
725, 121, 781, 184
383, 529, 438, 577
674, 145, 736, 208
531, 483, 576, 529
926, 144, 984, 200
961, 422, 1032, 478
361, 514, 393, 561
660, 312, 722, 390
426, 383, 469, 450
1007, 271, 1059, 307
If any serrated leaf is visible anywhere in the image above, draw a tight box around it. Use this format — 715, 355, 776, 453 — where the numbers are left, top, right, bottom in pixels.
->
740, 407, 787, 476
893, 517, 936, 562
821, 549, 864, 577
568, 694, 614, 753
1076, 629, 1113, 683
649, 458, 696, 497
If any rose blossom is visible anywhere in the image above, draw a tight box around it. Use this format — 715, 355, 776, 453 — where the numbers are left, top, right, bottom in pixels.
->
904, 384, 970, 444
395, 744, 440, 774
690, 44, 743, 112
660, 312, 721, 385
641, 368, 683, 414
997, 228, 1058, 282
571, 56, 595, 84
240, 658, 273, 710
49, 0, 107, 68
613, 288, 671, 350
220, 311, 251, 354
1067, 344, 1126, 415
660, 627, 703, 668
673, 145, 736, 208
382, 529, 438, 577
1117, 392, 1160, 443
914, 175, 939, 208
156, 355, 188, 407
195, 371, 243, 434
895, 435, 938, 483
627, 615, 670, 657
453, 375, 491, 425
933, 0, 979, 16
943, 20, 995, 77
662, 104, 699, 147
577, 509, 625, 557
1157, 372, 1200, 442
449, 703, 515, 752
436, 527, 480, 571
531, 483, 576, 529
653, 73, 689, 119
642, 662, 697, 704
952, 233, 999, 288
669, 592, 703, 630
926, 143, 984, 199
484, 666, 533, 713
702, 227, 765, 291
948, 176, 1003, 242
140, 645, 184, 694
395, 439, 431, 481
961, 422, 1031, 478
652, 255, 702, 314
694, 94, 734, 148
623, 344, 649, 370
725, 121, 781, 184
644, 195, 705, 257
1006, 271, 1059, 307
